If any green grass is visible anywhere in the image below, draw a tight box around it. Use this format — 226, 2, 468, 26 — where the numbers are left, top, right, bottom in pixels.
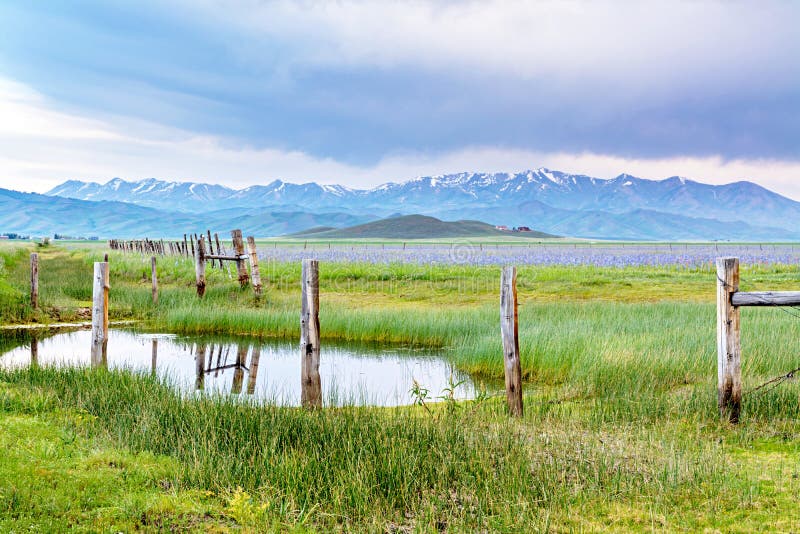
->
2, 243, 800, 530
2, 368, 800, 531
0, 382, 229, 532
2, 367, 799, 531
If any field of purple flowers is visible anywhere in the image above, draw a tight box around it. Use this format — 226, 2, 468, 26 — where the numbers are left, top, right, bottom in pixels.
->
259, 242, 800, 268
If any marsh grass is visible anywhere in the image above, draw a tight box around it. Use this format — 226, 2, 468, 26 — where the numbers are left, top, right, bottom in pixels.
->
4, 245, 800, 403
4, 366, 799, 531
2, 243, 800, 529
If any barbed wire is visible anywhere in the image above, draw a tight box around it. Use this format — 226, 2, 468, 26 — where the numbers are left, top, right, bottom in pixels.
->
746, 366, 800, 398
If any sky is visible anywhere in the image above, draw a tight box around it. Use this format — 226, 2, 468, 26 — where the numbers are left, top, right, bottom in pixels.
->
1, 0, 799, 197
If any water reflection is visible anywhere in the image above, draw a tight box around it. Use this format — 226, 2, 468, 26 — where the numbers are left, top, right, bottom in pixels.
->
195, 343, 206, 391
0, 329, 475, 407
30, 337, 38, 367
247, 347, 260, 395
301, 344, 322, 409
151, 338, 157, 375
189, 342, 259, 395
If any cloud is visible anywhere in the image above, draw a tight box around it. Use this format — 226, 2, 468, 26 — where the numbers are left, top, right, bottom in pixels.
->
191, 0, 800, 96
0, 78, 120, 140
2, 77, 800, 200
2, 1, 797, 164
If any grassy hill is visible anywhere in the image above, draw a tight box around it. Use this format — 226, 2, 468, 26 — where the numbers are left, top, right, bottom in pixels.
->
288, 226, 338, 237
288, 214, 556, 239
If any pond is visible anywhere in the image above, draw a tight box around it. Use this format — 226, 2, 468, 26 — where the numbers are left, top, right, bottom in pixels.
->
0, 329, 477, 407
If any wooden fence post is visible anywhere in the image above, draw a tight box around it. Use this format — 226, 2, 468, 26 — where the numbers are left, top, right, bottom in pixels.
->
30, 253, 38, 309
90, 261, 110, 367
151, 256, 158, 304
246, 236, 262, 297
300, 259, 322, 408
195, 236, 206, 297
500, 266, 523, 416
206, 230, 216, 268
717, 257, 741, 423
231, 229, 250, 287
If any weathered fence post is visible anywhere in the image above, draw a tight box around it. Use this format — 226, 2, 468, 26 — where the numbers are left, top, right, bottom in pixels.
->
90, 261, 110, 367
717, 257, 741, 423
231, 229, 250, 287
246, 236, 262, 297
30, 252, 38, 309
206, 230, 216, 268
151, 256, 158, 304
300, 259, 322, 408
500, 266, 523, 417
195, 236, 206, 297
214, 233, 222, 262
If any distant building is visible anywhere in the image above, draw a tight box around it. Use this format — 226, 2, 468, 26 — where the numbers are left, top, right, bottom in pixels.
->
495, 225, 509, 231
516, 226, 532, 232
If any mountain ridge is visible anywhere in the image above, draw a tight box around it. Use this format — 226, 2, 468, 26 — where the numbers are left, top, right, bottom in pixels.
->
39, 168, 800, 240
0, 188, 374, 238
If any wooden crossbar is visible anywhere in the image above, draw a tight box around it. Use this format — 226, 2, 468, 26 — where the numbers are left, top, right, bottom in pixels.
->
731, 291, 800, 307
204, 254, 248, 261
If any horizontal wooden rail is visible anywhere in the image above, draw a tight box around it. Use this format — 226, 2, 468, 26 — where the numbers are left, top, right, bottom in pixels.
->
731, 291, 800, 307
204, 254, 248, 261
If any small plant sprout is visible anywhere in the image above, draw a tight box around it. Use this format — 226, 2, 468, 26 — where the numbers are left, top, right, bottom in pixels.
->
437, 373, 465, 414
410, 379, 433, 416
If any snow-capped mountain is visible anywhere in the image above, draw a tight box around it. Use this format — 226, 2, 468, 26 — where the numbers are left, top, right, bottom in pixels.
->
44, 168, 800, 240
47, 177, 234, 208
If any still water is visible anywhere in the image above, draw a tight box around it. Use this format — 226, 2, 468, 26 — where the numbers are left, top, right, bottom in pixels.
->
0, 329, 476, 407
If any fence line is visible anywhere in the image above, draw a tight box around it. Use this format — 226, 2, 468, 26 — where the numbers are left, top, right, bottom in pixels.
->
716, 256, 800, 423
100, 239, 800, 419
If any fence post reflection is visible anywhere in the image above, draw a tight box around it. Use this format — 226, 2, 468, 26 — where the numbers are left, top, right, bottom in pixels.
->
30, 337, 38, 368
231, 344, 247, 394
195, 343, 206, 390
247, 346, 261, 395
151, 338, 158, 375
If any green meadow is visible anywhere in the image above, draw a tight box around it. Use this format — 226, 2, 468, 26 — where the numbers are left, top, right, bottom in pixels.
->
1, 242, 799, 532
